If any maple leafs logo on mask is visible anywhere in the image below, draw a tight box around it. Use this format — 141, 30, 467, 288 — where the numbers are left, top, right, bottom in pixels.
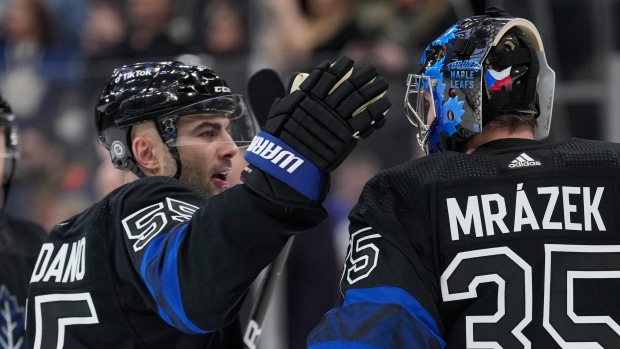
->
0, 285, 25, 349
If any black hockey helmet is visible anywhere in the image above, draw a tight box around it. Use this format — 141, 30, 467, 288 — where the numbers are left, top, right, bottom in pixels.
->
405, 7, 555, 154
95, 61, 259, 178
0, 95, 17, 206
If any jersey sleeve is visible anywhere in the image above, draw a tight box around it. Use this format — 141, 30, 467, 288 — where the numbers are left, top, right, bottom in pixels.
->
114, 176, 326, 334
308, 173, 446, 349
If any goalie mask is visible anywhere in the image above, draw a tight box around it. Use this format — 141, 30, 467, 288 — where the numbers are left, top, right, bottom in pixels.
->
95, 61, 260, 178
405, 8, 555, 154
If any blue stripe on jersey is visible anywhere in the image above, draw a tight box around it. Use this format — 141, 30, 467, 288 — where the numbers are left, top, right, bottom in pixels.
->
140, 224, 210, 334
308, 286, 445, 349
341, 286, 442, 339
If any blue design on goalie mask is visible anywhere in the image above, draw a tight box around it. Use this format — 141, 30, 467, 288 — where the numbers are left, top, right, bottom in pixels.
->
406, 12, 555, 154
433, 25, 458, 46
428, 96, 465, 154
441, 97, 465, 135
420, 25, 457, 66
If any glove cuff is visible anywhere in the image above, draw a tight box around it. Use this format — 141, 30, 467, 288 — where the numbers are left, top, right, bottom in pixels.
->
245, 131, 324, 201
241, 164, 330, 208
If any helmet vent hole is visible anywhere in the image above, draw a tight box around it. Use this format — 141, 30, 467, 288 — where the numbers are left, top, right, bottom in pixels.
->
449, 88, 457, 98
447, 110, 455, 121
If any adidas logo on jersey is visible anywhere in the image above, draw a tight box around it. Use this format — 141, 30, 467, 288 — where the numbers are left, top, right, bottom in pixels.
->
509, 153, 541, 168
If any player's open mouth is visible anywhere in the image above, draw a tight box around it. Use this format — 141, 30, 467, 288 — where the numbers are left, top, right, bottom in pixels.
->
211, 169, 231, 187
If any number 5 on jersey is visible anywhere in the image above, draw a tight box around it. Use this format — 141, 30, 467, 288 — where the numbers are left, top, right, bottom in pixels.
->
344, 227, 382, 285
441, 245, 620, 348
30, 292, 99, 349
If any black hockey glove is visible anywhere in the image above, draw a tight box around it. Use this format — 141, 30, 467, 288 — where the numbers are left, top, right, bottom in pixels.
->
243, 56, 390, 206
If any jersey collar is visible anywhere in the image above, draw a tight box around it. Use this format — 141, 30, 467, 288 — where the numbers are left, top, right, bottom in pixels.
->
472, 138, 544, 154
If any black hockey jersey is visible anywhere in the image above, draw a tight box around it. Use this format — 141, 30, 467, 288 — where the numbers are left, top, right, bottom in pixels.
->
309, 138, 620, 349
26, 176, 325, 348
0, 214, 46, 349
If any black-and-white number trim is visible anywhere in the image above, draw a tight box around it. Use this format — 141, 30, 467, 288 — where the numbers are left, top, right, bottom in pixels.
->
441, 245, 620, 348
32, 293, 98, 349
441, 247, 533, 349
122, 203, 167, 252
167, 198, 199, 223
543, 244, 620, 349
344, 227, 382, 285
122, 198, 199, 252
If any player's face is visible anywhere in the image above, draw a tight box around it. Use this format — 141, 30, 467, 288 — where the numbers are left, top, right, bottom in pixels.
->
174, 114, 239, 197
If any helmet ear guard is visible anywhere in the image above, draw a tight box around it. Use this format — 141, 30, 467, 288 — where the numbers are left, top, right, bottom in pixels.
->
487, 17, 554, 139
98, 126, 141, 175
482, 27, 540, 126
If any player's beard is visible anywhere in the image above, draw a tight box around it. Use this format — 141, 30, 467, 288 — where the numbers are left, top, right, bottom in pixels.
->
178, 157, 231, 198
160, 144, 232, 198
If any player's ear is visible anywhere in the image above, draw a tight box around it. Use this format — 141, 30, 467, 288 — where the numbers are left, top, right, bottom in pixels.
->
131, 124, 165, 176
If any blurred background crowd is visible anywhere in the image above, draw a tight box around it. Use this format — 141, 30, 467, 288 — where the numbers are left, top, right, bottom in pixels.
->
0, 0, 618, 347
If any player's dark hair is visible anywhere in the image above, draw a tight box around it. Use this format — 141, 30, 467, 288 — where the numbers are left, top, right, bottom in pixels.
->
485, 113, 537, 133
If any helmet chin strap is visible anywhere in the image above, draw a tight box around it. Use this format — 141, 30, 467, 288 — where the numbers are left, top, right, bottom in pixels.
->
168, 146, 183, 179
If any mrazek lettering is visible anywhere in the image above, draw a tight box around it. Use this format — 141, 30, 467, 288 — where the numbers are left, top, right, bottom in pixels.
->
447, 184, 606, 240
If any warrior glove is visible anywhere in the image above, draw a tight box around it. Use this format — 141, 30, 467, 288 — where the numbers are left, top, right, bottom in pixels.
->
243, 56, 391, 207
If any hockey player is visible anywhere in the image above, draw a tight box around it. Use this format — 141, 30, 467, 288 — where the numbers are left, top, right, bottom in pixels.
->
308, 8, 620, 349
0, 95, 47, 349
25, 58, 390, 348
